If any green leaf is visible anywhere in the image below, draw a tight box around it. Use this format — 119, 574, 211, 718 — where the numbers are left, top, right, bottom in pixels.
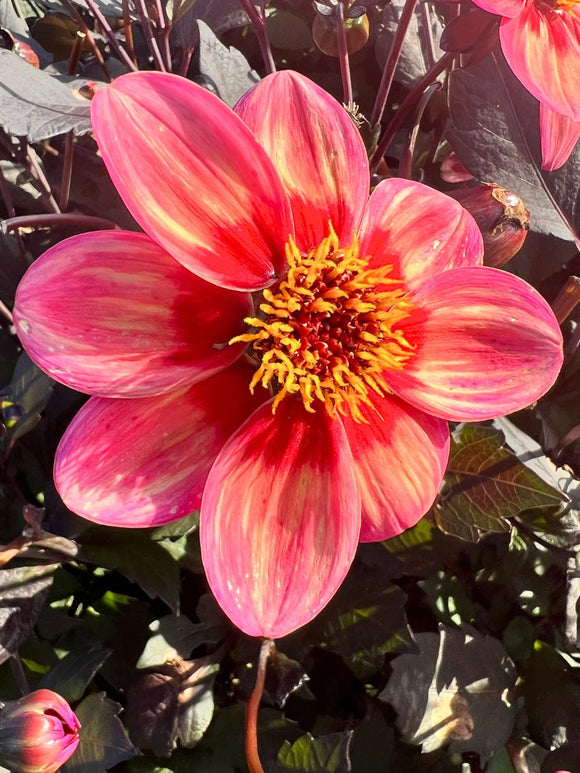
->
292, 558, 412, 679
434, 424, 566, 541
137, 614, 225, 670
0, 563, 55, 665
276, 732, 353, 773
39, 647, 111, 702
379, 624, 518, 761
67, 693, 137, 772
126, 654, 219, 755
79, 528, 182, 613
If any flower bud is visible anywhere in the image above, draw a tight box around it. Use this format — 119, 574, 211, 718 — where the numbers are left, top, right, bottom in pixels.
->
312, 10, 370, 57
0, 690, 80, 773
448, 183, 529, 268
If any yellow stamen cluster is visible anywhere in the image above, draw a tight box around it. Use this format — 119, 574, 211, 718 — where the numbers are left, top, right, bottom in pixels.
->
231, 227, 414, 421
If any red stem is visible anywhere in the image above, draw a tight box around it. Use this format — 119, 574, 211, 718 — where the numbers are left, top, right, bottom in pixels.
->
336, 2, 352, 105
370, 0, 419, 128
370, 51, 455, 174
245, 639, 275, 773
239, 0, 276, 74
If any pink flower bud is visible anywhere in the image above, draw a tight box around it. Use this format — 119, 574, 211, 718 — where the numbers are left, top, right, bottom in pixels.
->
448, 183, 530, 268
0, 690, 80, 773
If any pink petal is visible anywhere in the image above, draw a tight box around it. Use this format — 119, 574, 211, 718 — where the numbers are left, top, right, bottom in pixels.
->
14, 231, 251, 397
540, 102, 580, 171
200, 398, 360, 639
235, 70, 369, 250
387, 267, 563, 421
54, 361, 266, 526
341, 393, 450, 542
470, 0, 526, 18
500, 4, 580, 121
358, 179, 483, 291
91, 71, 294, 291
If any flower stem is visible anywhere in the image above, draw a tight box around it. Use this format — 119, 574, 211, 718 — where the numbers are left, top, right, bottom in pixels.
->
551, 275, 580, 324
370, 51, 455, 174
398, 81, 441, 179
336, 2, 353, 106
1, 214, 119, 234
84, 0, 138, 73
59, 132, 74, 212
245, 639, 275, 773
370, 0, 418, 129
239, 0, 276, 75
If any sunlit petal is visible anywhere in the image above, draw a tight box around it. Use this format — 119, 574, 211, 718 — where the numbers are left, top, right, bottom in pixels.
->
342, 392, 450, 542
500, 4, 580, 121
13, 231, 251, 397
540, 102, 580, 171
235, 70, 369, 250
359, 179, 483, 291
54, 362, 266, 526
471, 0, 526, 18
200, 398, 360, 638
92, 71, 294, 291
387, 267, 563, 421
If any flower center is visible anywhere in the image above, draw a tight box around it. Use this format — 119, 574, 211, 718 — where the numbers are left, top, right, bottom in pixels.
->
231, 226, 414, 422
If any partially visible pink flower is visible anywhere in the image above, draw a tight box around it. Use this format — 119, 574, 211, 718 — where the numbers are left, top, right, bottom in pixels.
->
13, 71, 563, 639
471, 0, 580, 169
0, 689, 80, 773
539, 102, 580, 171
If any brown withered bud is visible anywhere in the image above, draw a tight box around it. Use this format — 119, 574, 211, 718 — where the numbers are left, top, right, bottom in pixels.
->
449, 183, 530, 268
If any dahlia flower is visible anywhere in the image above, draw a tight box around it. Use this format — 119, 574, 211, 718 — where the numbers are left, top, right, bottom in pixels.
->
0, 689, 80, 773
13, 70, 563, 639
471, 0, 580, 169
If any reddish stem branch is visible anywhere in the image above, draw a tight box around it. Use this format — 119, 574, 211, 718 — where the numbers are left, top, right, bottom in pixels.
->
398, 81, 441, 179
59, 132, 74, 212
245, 639, 275, 773
370, 51, 455, 174
84, 0, 138, 72
239, 0, 275, 74
370, 0, 419, 129
335, 2, 352, 106
2, 213, 119, 233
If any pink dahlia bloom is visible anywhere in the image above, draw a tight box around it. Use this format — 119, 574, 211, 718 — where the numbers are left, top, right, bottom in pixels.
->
0, 689, 80, 773
13, 71, 563, 639
471, 0, 580, 169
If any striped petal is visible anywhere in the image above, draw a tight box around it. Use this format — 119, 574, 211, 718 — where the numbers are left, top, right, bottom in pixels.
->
91, 71, 294, 291
471, 0, 526, 18
341, 393, 450, 542
200, 398, 360, 639
13, 231, 251, 397
235, 70, 369, 250
540, 102, 580, 171
54, 362, 265, 527
359, 179, 483, 291
500, 4, 580, 121
386, 267, 563, 421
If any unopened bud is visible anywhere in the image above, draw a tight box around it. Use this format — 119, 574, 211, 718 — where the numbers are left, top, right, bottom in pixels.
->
0, 690, 80, 773
449, 183, 529, 267
312, 10, 370, 57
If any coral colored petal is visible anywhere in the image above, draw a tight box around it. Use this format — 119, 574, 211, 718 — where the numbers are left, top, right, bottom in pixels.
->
54, 362, 266, 527
387, 267, 563, 421
471, 0, 526, 18
540, 103, 580, 171
359, 179, 483, 291
500, 5, 580, 121
235, 70, 369, 250
91, 71, 293, 291
342, 393, 449, 542
200, 398, 360, 639
13, 231, 251, 397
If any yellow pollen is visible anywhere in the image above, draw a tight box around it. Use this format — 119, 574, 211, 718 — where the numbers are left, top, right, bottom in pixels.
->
230, 226, 415, 422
